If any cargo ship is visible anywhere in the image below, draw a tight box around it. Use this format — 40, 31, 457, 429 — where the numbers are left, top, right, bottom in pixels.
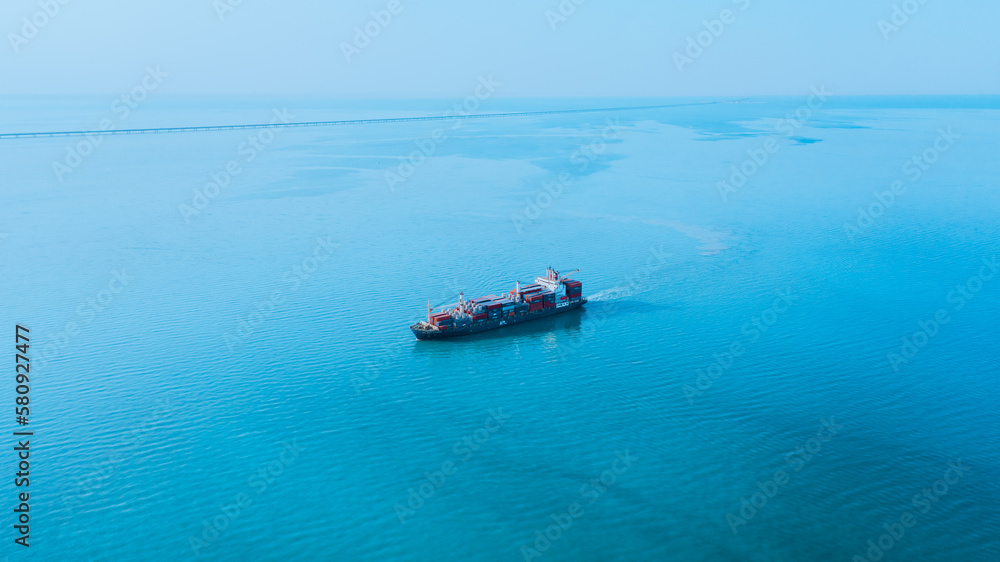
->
410, 267, 586, 340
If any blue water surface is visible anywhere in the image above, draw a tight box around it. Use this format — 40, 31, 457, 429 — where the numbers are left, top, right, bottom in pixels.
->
0, 96, 998, 561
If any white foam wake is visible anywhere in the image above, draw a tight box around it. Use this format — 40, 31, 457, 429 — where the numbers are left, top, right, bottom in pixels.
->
587, 286, 636, 302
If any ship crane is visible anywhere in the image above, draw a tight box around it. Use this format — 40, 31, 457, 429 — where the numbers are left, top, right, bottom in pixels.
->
557, 269, 579, 282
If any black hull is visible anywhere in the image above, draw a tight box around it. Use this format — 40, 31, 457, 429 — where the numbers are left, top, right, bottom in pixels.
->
411, 299, 587, 340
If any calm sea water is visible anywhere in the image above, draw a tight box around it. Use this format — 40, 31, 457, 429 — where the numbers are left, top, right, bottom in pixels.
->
1, 96, 998, 561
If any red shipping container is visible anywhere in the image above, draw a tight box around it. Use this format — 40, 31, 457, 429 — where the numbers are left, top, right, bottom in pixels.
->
472, 313, 487, 321
529, 303, 543, 311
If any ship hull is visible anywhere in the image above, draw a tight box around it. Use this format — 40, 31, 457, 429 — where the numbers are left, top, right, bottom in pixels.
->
411, 298, 587, 340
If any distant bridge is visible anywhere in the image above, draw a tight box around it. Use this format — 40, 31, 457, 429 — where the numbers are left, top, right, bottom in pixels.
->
0, 100, 734, 140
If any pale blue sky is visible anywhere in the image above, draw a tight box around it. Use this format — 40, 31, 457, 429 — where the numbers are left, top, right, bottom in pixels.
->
2, 0, 997, 96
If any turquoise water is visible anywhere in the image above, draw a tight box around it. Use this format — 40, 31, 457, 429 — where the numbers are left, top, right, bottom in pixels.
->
1, 96, 998, 561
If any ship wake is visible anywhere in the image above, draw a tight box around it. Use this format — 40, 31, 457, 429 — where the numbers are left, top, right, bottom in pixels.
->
587, 286, 637, 302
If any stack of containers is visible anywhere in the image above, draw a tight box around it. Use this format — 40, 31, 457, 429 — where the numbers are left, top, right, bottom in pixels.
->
486, 301, 502, 320
431, 312, 454, 329
468, 297, 490, 316
520, 284, 543, 300
527, 293, 544, 312
531, 291, 556, 309
541, 291, 556, 309
563, 279, 583, 301
500, 299, 517, 318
